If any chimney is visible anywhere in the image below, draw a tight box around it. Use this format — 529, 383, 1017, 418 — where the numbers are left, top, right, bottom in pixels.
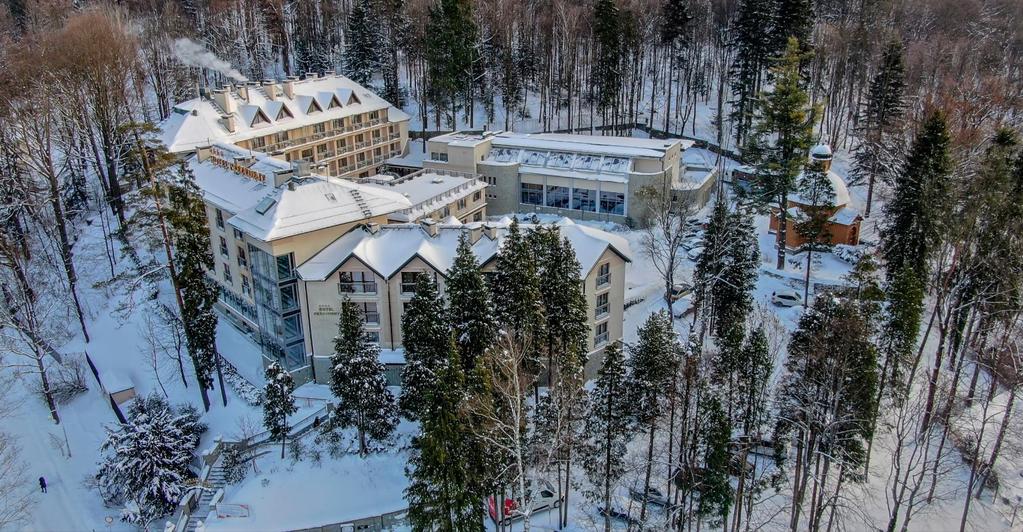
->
196, 145, 213, 162
293, 160, 312, 177
366, 222, 380, 234
219, 114, 237, 133
482, 224, 498, 240
212, 89, 237, 114
305, 72, 318, 80
287, 180, 297, 191
468, 225, 483, 243
273, 168, 294, 188
237, 84, 250, 102
324, 70, 336, 77
421, 218, 438, 237
262, 80, 277, 101
283, 76, 297, 99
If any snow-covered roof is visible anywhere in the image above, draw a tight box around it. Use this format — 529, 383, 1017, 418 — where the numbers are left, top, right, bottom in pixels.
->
810, 144, 833, 158
188, 144, 412, 241
491, 132, 687, 159
296, 218, 631, 282
158, 74, 411, 153
791, 170, 852, 207
360, 170, 488, 222
830, 206, 861, 225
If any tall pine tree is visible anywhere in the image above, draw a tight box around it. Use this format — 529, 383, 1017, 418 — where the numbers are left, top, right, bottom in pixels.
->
263, 361, 297, 459
327, 298, 398, 456
746, 37, 818, 270
399, 273, 450, 420
425, 0, 476, 127
343, 0, 380, 86
593, 0, 623, 128
446, 232, 496, 373
851, 40, 907, 217
729, 0, 775, 145
492, 219, 545, 374
166, 162, 219, 411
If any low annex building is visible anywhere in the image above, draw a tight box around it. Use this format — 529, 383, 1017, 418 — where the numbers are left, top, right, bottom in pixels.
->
188, 143, 488, 383
295, 218, 631, 385
768, 145, 863, 249
422, 131, 712, 226
159, 72, 411, 179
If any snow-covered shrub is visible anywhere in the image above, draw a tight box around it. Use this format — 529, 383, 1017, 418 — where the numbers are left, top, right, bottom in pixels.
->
288, 438, 305, 464
220, 445, 248, 485
220, 358, 263, 406
95, 394, 207, 527
834, 244, 865, 264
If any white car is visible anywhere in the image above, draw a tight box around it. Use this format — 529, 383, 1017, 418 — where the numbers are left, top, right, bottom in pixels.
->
681, 237, 704, 251
687, 247, 704, 261
771, 290, 802, 307
488, 479, 562, 525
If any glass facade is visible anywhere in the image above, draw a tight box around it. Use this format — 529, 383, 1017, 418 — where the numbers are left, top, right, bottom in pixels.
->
521, 183, 544, 205
250, 245, 306, 370
600, 191, 625, 215
545, 186, 570, 209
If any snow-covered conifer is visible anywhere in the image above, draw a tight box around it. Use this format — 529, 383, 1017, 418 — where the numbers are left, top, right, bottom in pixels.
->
399, 273, 450, 420
263, 361, 297, 458
327, 297, 397, 456
445, 232, 496, 373
343, 0, 380, 85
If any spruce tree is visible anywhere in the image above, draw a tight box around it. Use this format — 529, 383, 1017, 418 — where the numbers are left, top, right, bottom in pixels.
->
533, 228, 589, 384
851, 40, 907, 217
582, 341, 634, 531
405, 342, 483, 530
729, 0, 775, 145
166, 162, 219, 411
629, 311, 681, 521
425, 0, 476, 127
746, 37, 818, 270
399, 273, 450, 420
96, 394, 206, 526
881, 110, 953, 281
343, 0, 380, 86
327, 298, 398, 456
695, 200, 759, 338
794, 161, 836, 302
697, 395, 733, 527
492, 219, 544, 372
263, 361, 297, 459
593, 0, 622, 126
446, 232, 496, 373
772, 0, 814, 56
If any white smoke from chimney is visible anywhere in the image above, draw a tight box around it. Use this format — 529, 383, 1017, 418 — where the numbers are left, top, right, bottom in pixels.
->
172, 38, 248, 82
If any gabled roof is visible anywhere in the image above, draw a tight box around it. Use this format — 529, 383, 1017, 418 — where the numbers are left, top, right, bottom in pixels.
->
158, 74, 410, 153
296, 218, 632, 282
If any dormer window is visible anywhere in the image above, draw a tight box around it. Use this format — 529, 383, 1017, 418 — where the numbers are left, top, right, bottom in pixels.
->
307, 100, 323, 114
328, 96, 342, 110
276, 105, 294, 120
251, 109, 271, 127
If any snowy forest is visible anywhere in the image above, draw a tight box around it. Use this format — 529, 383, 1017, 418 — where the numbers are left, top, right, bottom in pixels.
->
0, 0, 1022, 530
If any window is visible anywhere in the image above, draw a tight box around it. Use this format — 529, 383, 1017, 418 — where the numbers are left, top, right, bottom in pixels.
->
283, 314, 302, 342
339, 271, 377, 294
401, 272, 421, 294
473, 211, 482, 222
215, 209, 225, 229
546, 185, 570, 209
332, 119, 344, 129
357, 302, 379, 325
595, 293, 609, 318
251, 136, 267, 149
430, 152, 449, 162
241, 275, 251, 297
233, 228, 244, 240
237, 246, 248, 268
600, 191, 625, 215
597, 262, 611, 287
572, 188, 597, 212
280, 284, 298, 311
301, 149, 313, 161
458, 198, 467, 210
317, 143, 329, 154
222, 263, 232, 284
365, 330, 380, 343
314, 123, 326, 134
595, 322, 609, 346
276, 254, 294, 282
219, 236, 229, 257
521, 183, 544, 205
473, 191, 482, 202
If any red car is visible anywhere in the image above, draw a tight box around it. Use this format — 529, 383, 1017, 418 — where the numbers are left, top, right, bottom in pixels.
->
487, 480, 562, 525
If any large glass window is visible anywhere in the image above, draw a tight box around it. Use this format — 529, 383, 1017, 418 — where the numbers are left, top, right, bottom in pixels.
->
401, 271, 421, 294
521, 183, 544, 205
215, 209, 224, 229
276, 254, 294, 282
595, 322, 609, 346
572, 188, 597, 212
339, 271, 377, 294
283, 314, 302, 343
597, 262, 611, 287
280, 284, 298, 312
546, 186, 570, 209
600, 191, 625, 215
357, 302, 379, 325
595, 293, 609, 318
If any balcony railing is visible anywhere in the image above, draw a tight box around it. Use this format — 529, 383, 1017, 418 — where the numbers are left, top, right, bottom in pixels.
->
597, 273, 611, 287
339, 281, 378, 294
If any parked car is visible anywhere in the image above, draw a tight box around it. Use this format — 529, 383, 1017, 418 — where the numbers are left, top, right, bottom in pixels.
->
771, 290, 802, 307
487, 479, 562, 525
681, 237, 704, 251
599, 505, 640, 526
687, 247, 705, 261
670, 282, 694, 301
728, 436, 778, 459
629, 486, 670, 507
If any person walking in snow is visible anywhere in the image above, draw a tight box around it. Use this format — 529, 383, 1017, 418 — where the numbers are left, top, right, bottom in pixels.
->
39, 477, 47, 493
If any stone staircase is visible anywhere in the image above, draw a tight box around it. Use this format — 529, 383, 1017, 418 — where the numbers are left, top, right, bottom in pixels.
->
184, 462, 228, 532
